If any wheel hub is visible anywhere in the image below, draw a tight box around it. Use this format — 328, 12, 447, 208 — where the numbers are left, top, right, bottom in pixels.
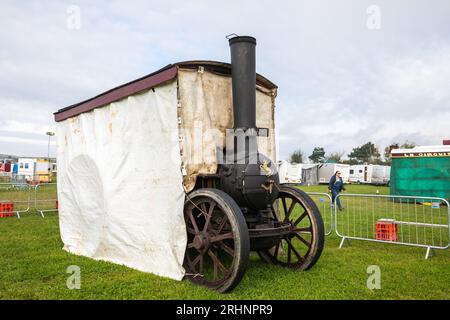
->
193, 232, 210, 250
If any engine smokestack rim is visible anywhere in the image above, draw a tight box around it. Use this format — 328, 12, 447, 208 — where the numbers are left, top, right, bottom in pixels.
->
228, 36, 257, 46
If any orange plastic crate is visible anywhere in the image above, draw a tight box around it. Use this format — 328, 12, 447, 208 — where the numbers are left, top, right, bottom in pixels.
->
376, 219, 398, 241
0, 202, 14, 212
0, 202, 14, 218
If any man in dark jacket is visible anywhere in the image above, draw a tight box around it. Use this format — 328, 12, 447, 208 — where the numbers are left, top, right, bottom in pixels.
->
329, 171, 345, 211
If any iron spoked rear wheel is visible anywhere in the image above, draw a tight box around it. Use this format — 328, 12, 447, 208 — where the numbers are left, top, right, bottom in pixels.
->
183, 188, 250, 293
258, 186, 325, 270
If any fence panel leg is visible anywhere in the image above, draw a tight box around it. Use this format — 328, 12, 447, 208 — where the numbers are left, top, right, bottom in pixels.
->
339, 237, 350, 248
425, 247, 434, 259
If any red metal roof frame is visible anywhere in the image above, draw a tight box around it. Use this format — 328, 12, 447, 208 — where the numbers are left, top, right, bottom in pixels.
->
54, 65, 177, 122
54, 61, 277, 122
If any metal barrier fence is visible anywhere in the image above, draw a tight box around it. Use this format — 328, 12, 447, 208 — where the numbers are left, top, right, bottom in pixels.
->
0, 183, 31, 218
335, 194, 450, 259
305, 192, 334, 236
0, 182, 58, 218
34, 183, 58, 218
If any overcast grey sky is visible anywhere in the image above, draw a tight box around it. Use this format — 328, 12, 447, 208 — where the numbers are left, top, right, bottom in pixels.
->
1, 0, 449, 159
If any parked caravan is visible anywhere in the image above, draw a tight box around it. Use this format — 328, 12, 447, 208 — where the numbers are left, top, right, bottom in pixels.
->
286, 163, 302, 183
301, 164, 319, 186
17, 158, 36, 177
349, 165, 368, 183
371, 165, 390, 185
318, 163, 350, 184
349, 165, 390, 185
17, 158, 52, 182
277, 160, 302, 184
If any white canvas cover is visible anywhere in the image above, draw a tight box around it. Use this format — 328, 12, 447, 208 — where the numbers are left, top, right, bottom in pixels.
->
56, 80, 187, 280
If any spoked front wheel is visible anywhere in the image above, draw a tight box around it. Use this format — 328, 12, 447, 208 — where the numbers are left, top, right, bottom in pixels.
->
183, 188, 250, 293
258, 186, 325, 270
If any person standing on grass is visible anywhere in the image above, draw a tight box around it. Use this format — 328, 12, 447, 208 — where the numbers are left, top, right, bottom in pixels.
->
329, 171, 345, 211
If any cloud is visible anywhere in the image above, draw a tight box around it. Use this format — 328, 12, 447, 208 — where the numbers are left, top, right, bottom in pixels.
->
1, 0, 450, 160
0, 120, 54, 136
0, 136, 55, 146
277, 38, 450, 160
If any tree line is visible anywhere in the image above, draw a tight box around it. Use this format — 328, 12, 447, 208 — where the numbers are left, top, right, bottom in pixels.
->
288, 141, 416, 165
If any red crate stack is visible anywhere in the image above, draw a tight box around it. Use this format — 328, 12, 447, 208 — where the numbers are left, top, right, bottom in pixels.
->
376, 219, 398, 241
0, 202, 15, 218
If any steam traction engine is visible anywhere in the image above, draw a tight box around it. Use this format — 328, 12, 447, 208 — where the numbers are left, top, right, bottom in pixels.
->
183, 36, 325, 292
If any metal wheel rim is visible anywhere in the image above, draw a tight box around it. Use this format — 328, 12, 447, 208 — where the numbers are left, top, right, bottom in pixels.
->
183, 196, 238, 289
262, 190, 315, 267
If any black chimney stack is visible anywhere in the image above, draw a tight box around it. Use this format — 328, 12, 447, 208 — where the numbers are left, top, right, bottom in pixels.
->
229, 36, 257, 130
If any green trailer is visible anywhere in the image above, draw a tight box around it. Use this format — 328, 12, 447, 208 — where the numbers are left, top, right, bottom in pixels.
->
390, 146, 450, 201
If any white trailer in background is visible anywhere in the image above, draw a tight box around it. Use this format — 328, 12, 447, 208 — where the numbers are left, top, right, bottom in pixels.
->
371, 165, 390, 185
318, 163, 350, 184
17, 158, 52, 182
277, 161, 302, 184
349, 164, 390, 185
349, 165, 371, 184
17, 158, 36, 177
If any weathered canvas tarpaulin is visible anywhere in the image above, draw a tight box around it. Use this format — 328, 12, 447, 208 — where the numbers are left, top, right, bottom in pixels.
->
177, 68, 277, 191
55, 63, 277, 280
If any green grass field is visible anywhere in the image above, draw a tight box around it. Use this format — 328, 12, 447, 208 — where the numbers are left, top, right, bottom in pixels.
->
0, 184, 449, 300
